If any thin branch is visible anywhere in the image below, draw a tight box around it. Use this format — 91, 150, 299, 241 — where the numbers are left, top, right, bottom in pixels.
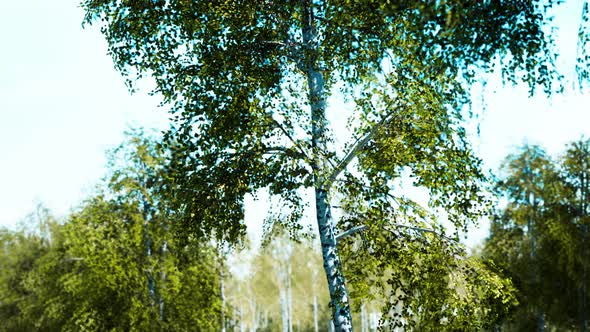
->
327, 107, 401, 188
327, 130, 374, 186
261, 39, 306, 71
260, 40, 289, 47
271, 117, 312, 162
336, 225, 368, 242
387, 223, 457, 243
262, 146, 305, 158
63, 257, 84, 262
334, 222, 456, 244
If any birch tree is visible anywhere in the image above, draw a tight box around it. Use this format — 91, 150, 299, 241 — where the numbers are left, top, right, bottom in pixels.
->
82, 0, 590, 329
482, 143, 590, 331
561, 138, 590, 332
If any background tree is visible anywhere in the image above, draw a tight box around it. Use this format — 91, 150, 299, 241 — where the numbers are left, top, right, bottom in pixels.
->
226, 226, 333, 332
82, 0, 590, 329
0, 132, 223, 331
338, 198, 518, 331
0, 204, 61, 332
541, 138, 590, 331
482, 142, 590, 331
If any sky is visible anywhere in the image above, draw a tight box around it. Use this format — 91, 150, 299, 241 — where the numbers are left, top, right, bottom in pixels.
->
1, 1, 589, 248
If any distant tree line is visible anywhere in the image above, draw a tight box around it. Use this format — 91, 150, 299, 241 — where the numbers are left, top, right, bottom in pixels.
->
3, 131, 590, 331
0, 131, 223, 331
481, 137, 590, 332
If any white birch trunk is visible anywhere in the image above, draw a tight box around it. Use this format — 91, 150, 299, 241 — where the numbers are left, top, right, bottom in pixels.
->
250, 297, 258, 332
281, 283, 289, 332
240, 308, 245, 332
288, 262, 293, 332
158, 239, 167, 321
142, 199, 156, 309
361, 303, 367, 332
220, 261, 226, 332
581, 173, 588, 332
302, 1, 353, 330
314, 295, 319, 332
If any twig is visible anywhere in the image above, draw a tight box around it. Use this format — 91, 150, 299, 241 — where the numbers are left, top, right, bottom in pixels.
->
271, 117, 312, 162
335, 225, 368, 242
386, 223, 457, 243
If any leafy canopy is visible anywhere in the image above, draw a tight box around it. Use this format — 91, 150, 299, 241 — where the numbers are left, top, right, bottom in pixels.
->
81, 0, 584, 245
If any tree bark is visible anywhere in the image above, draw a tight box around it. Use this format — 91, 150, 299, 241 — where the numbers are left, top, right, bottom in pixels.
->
314, 295, 319, 332
142, 199, 156, 310
361, 303, 367, 332
288, 262, 293, 332
220, 258, 226, 332
281, 285, 289, 332
580, 173, 587, 332
302, 1, 353, 330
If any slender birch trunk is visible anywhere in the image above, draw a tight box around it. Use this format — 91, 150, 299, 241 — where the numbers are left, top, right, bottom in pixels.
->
527, 190, 544, 332
302, 1, 353, 330
158, 237, 167, 321
288, 262, 293, 332
582, 288, 588, 332
250, 297, 258, 332
142, 199, 156, 309
240, 307, 245, 332
220, 258, 227, 332
314, 295, 319, 332
281, 285, 289, 332
361, 303, 367, 332
580, 173, 587, 332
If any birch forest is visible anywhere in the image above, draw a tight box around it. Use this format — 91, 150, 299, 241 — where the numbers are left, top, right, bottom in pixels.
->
2, 0, 590, 331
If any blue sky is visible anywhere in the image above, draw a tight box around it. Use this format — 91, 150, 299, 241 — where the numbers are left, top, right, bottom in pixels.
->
1, 1, 589, 248
0, 0, 168, 227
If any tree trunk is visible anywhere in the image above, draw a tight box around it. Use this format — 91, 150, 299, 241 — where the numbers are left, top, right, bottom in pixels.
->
250, 297, 257, 332
361, 303, 367, 332
158, 239, 167, 321
220, 258, 226, 332
537, 312, 545, 332
281, 279, 289, 332
302, 1, 353, 330
314, 295, 319, 332
288, 262, 293, 332
315, 191, 352, 330
142, 199, 156, 309
581, 173, 588, 332
527, 190, 544, 332
582, 245, 588, 332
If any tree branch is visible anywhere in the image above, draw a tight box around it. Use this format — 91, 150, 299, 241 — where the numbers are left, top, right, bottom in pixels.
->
334, 222, 456, 243
327, 130, 374, 187
335, 225, 368, 242
62, 257, 84, 262
326, 107, 401, 188
261, 39, 306, 71
270, 117, 312, 162
386, 223, 457, 243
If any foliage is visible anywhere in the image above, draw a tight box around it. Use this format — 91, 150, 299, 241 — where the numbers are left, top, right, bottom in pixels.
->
339, 209, 517, 331
0, 206, 55, 332
226, 230, 334, 331
82, 0, 590, 328
482, 140, 590, 331
0, 132, 223, 331
80, 0, 584, 243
